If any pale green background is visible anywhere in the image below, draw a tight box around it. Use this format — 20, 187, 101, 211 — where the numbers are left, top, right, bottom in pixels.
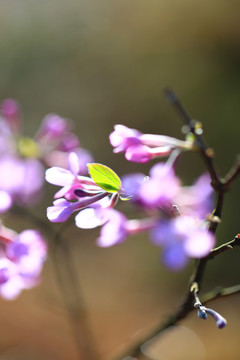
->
0, 1, 240, 359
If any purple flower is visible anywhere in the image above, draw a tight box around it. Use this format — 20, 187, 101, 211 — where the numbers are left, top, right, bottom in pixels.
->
121, 173, 147, 200
75, 196, 113, 229
110, 124, 192, 163
36, 113, 70, 139
0, 98, 94, 211
109, 125, 142, 153
36, 113, 93, 171
47, 192, 109, 223
0, 190, 12, 213
46, 152, 102, 201
138, 163, 181, 208
120, 163, 215, 270
6, 230, 47, 276
46, 153, 122, 224
0, 156, 44, 208
1, 99, 21, 133
176, 173, 213, 219
162, 242, 189, 271
197, 305, 227, 329
96, 209, 128, 247
151, 216, 215, 270
0, 227, 47, 300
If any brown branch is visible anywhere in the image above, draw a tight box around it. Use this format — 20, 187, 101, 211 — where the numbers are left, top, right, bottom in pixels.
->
164, 88, 221, 188
111, 281, 240, 360
111, 92, 239, 360
224, 155, 240, 188
202, 284, 240, 304
207, 234, 240, 260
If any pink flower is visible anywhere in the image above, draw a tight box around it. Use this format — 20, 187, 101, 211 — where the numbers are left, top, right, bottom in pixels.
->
138, 162, 181, 208
110, 163, 215, 270
0, 98, 93, 211
0, 226, 47, 300
110, 124, 192, 163
1, 99, 21, 133
0, 156, 44, 207
96, 209, 129, 247
45, 152, 102, 201
46, 153, 119, 224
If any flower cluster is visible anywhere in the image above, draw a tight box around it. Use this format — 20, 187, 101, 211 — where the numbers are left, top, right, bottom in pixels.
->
119, 164, 215, 270
46, 124, 215, 271
0, 98, 93, 299
0, 224, 47, 300
0, 99, 93, 212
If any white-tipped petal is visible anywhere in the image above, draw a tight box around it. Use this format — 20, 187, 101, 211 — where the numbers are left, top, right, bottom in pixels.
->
45, 167, 74, 186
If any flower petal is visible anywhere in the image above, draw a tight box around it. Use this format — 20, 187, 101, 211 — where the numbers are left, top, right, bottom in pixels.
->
45, 167, 74, 186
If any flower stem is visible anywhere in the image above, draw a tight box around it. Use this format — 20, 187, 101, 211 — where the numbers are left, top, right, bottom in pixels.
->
111, 91, 240, 360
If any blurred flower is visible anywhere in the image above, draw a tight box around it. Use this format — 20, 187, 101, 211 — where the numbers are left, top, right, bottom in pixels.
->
175, 173, 213, 219
0, 226, 47, 300
109, 124, 192, 163
112, 162, 214, 270
96, 209, 129, 247
151, 216, 215, 270
96, 211, 156, 247
0, 155, 44, 208
138, 162, 181, 208
0, 98, 93, 212
1, 99, 21, 133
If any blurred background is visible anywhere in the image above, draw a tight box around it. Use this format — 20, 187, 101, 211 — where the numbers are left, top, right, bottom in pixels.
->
0, 0, 240, 359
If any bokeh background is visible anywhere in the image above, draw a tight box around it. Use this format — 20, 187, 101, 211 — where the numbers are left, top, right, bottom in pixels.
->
0, 0, 240, 359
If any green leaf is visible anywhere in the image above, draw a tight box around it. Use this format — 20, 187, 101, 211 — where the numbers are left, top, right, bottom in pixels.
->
87, 163, 122, 193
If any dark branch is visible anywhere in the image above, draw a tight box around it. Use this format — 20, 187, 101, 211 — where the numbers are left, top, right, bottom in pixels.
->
202, 284, 240, 304
207, 234, 240, 260
112, 92, 239, 360
164, 88, 221, 188
224, 155, 240, 188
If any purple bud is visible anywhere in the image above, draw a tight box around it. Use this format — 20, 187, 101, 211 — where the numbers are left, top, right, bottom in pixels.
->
204, 307, 227, 329
199, 306, 227, 329
1, 99, 21, 133
109, 124, 142, 153
38, 114, 69, 139
197, 307, 207, 320
59, 133, 80, 151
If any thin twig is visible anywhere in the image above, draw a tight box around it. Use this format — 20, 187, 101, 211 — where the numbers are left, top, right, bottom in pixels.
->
164, 88, 221, 188
207, 234, 240, 260
224, 155, 240, 188
111, 90, 240, 360
202, 284, 240, 304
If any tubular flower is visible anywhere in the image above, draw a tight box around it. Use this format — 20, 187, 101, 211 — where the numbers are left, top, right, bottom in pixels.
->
109, 124, 192, 163
46, 154, 122, 226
